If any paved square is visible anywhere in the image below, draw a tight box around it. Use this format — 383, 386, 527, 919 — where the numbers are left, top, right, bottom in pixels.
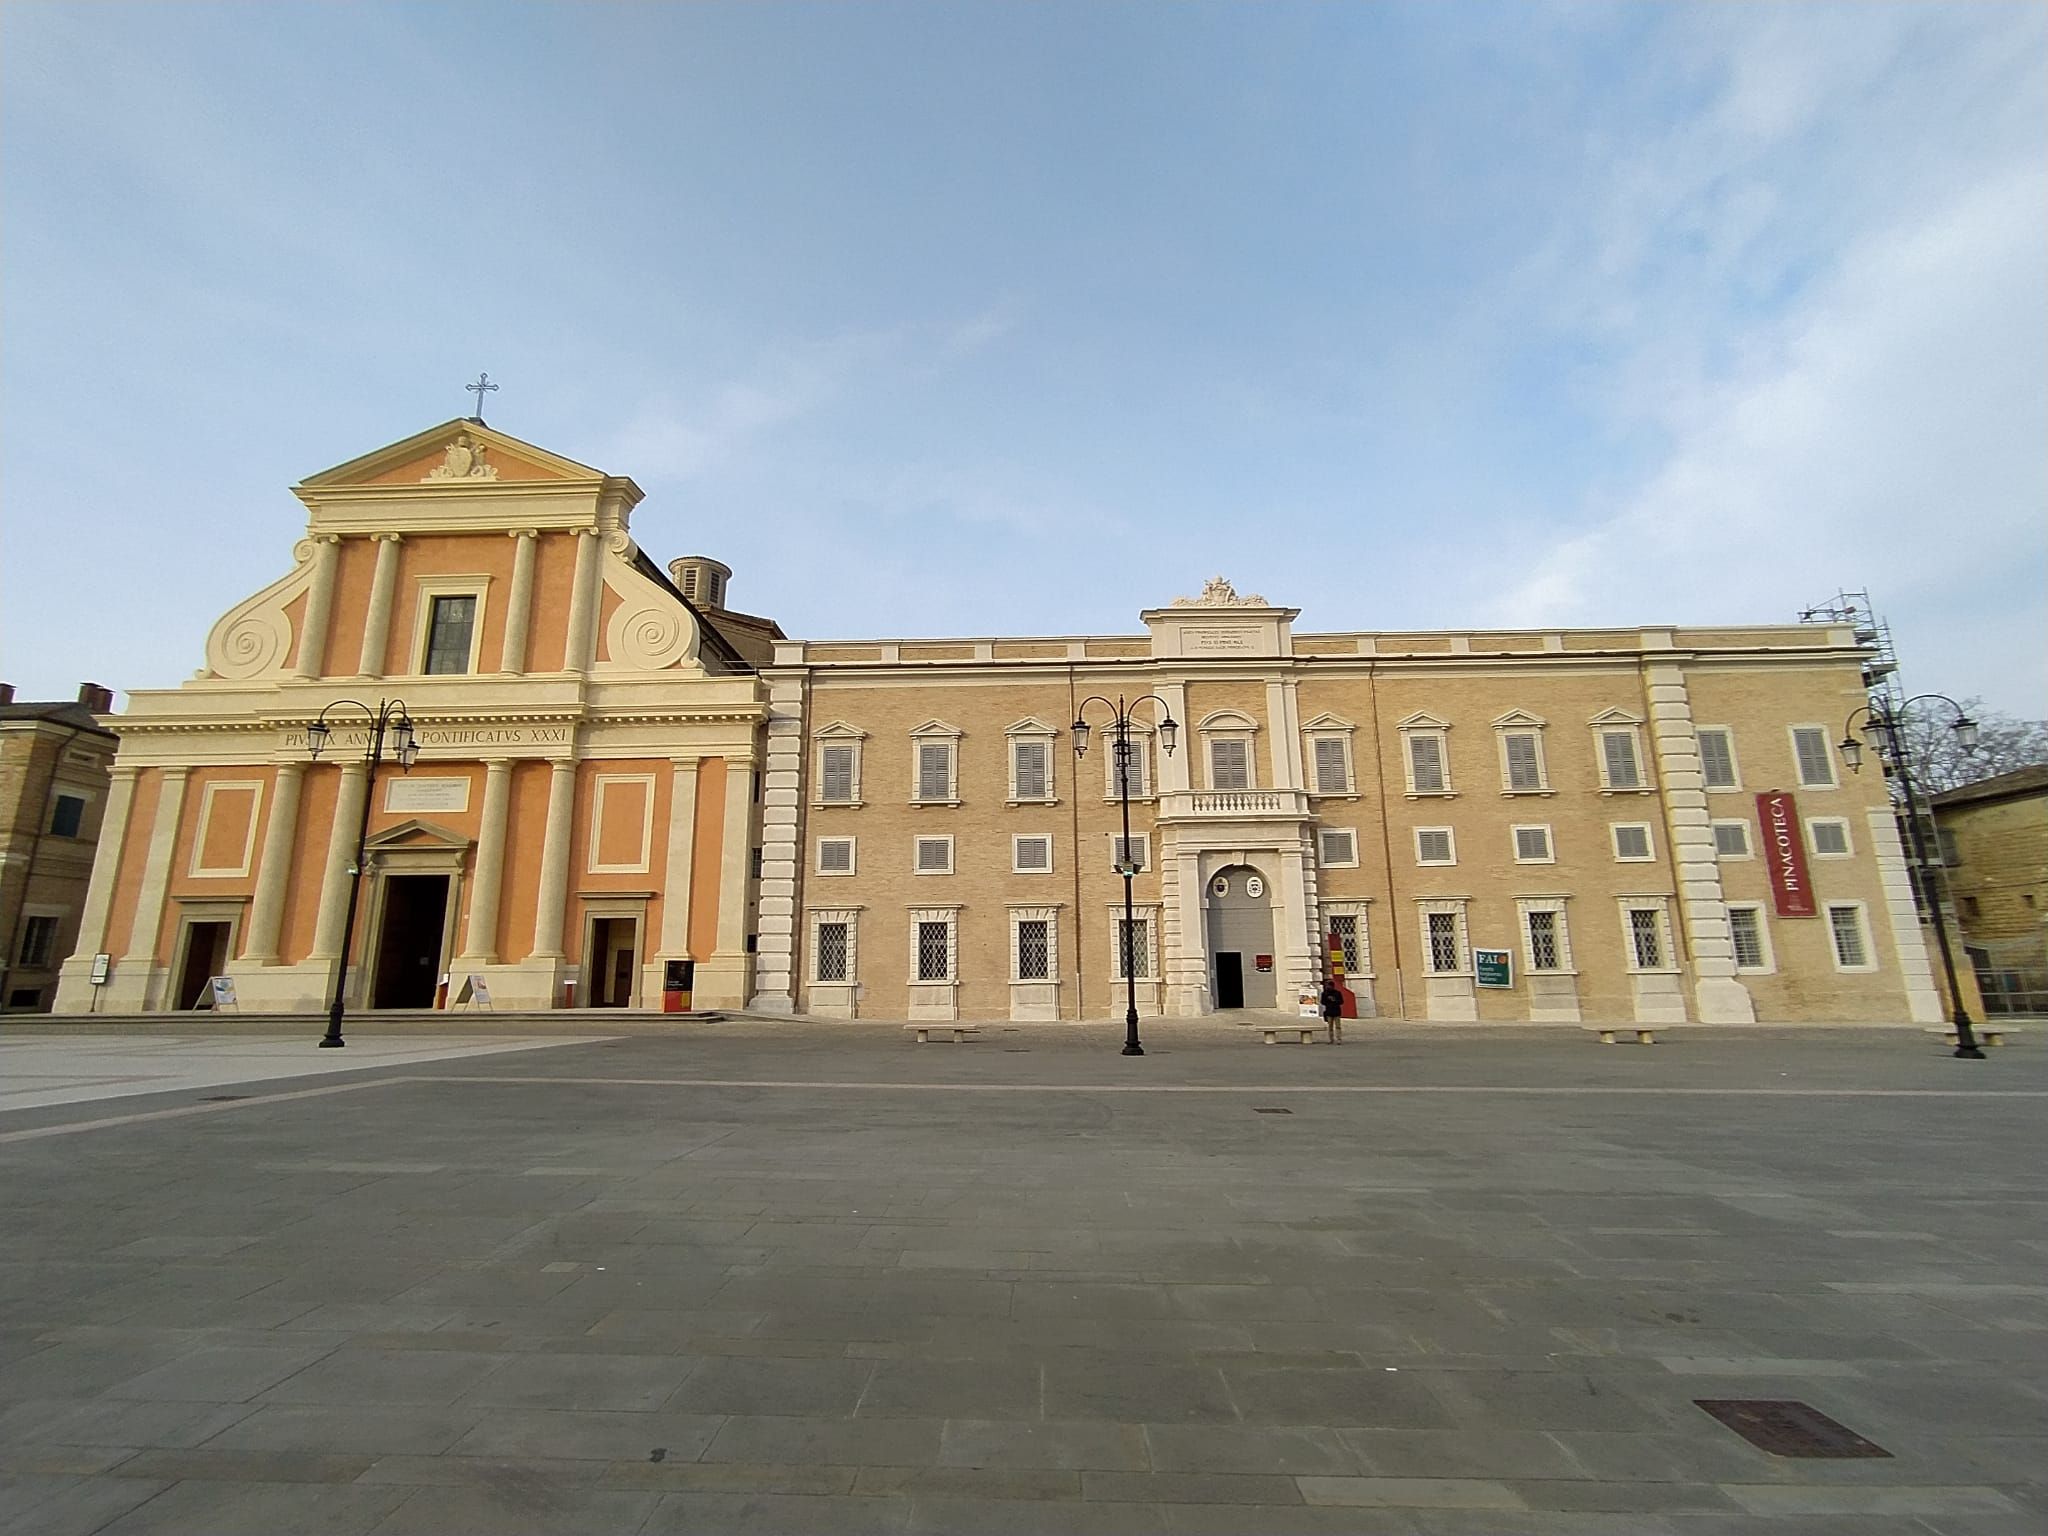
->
1, 1020, 2044, 1533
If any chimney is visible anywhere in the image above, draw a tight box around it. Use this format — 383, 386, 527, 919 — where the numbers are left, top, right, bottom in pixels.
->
78, 683, 114, 714
0, 683, 15, 706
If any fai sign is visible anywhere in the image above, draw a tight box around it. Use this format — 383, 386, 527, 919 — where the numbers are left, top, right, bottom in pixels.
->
1757, 791, 1817, 918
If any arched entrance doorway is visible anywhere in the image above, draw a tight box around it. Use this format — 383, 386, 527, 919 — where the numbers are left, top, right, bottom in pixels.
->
1205, 864, 1277, 1009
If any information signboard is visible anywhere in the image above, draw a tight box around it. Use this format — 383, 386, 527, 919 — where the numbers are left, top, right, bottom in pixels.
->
1474, 949, 1513, 989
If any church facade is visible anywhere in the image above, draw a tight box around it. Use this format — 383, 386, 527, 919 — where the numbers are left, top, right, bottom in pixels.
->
56, 420, 1940, 1025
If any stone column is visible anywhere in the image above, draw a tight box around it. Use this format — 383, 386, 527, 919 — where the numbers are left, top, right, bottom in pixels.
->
499, 530, 539, 675
1645, 661, 1756, 1023
562, 528, 603, 673
751, 675, 804, 1012
69, 765, 139, 961
531, 759, 579, 961
292, 535, 341, 680
129, 766, 190, 1005
658, 758, 702, 958
716, 759, 756, 961
356, 533, 404, 678
1155, 681, 1192, 794
310, 763, 368, 960
1868, 807, 1943, 1023
458, 759, 514, 965
242, 761, 305, 964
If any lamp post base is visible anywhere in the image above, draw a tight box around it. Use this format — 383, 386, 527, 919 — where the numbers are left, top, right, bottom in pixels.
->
1122, 1041, 1145, 1056
318, 1035, 346, 1049
1954, 1044, 1987, 1060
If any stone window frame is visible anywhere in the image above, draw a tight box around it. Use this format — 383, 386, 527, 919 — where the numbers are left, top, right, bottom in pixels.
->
1510, 823, 1555, 865
812, 722, 867, 808
1101, 722, 1156, 801
1107, 903, 1161, 981
1590, 708, 1653, 794
1826, 901, 1877, 972
1008, 904, 1061, 984
1321, 898, 1375, 979
1301, 713, 1358, 799
913, 834, 955, 876
1806, 816, 1854, 859
1199, 710, 1261, 793
1695, 725, 1742, 791
408, 573, 492, 677
1610, 821, 1657, 863
1417, 898, 1471, 976
1316, 827, 1360, 868
188, 778, 266, 879
1789, 723, 1840, 790
1005, 718, 1060, 806
1711, 819, 1753, 859
809, 907, 860, 985
909, 720, 963, 807
909, 905, 962, 985
1492, 710, 1552, 795
48, 788, 94, 839
1618, 896, 1679, 975
1398, 712, 1455, 798
815, 835, 857, 876
1107, 830, 1150, 874
1725, 901, 1776, 974
1515, 895, 1577, 976
1414, 825, 1458, 866
1012, 833, 1055, 875
16, 909, 63, 970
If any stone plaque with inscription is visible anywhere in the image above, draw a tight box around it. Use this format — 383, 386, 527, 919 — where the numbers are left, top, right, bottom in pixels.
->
385, 777, 472, 814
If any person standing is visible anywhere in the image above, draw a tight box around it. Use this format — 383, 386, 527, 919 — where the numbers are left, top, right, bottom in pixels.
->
1319, 977, 1346, 1044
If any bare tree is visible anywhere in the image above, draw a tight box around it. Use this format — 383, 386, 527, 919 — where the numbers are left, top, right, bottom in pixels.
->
1894, 698, 2048, 795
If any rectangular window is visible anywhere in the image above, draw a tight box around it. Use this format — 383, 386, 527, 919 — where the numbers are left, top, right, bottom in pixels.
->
1628, 907, 1665, 970
1107, 736, 1150, 798
819, 744, 856, 804
1728, 906, 1769, 971
18, 915, 59, 969
1415, 827, 1455, 865
1016, 919, 1051, 981
1937, 827, 1960, 866
1828, 904, 1871, 969
1328, 914, 1363, 974
1502, 732, 1544, 791
1808, 819, 1851, 857
1696, 728, 1738, 789
1512, 825, 1553, 863
1012, 740, 1050, 801
916, 741, 954, 802
1111, 834, 1148, 873
1407, 734, 1447, 794
1612, 823, 1653, 861
1600, 729, 1643, 789
1013, 834, 1053, 873
916, 920, 952, 982
1113, 916, 1154, 980
914, 836, 953, 875
1209, 738, 1251, 791
49, 794, 86, 838
1426, 911, 1461, 973
1792, 726, 1838, 788
816, 837, 855, 875
815, 921, 849, 983
1712, 821, 1751, 858
423, 594, 477, 675
1318, 829, 1357, 866
1526, 909, 1561, 972
1312, 737, 1350, 795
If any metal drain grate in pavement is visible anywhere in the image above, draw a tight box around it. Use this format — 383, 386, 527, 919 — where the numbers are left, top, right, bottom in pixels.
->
1695, 1399, 1892, 1458
201, 1095, 251, 1102
1252, 1106, 1294, 1115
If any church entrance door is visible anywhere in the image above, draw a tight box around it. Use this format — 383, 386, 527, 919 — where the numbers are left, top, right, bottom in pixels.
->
370, 875, 449, 1009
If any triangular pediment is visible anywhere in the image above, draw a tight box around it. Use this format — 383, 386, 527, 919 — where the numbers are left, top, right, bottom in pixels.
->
1301, 712, 1356, 732
1005, 716, 1060, 737
365, 818, 472, 851
298, 419, 604, 490
1492, 709, 1548, 729
909, 719, 964, 739
813, 720, 868, 741
1588, 707, 1644, 727
1398, 710, 1450, 731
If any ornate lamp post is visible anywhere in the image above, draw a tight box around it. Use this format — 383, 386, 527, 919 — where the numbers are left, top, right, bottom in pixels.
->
307, 698, 419, 1048
1837, 694, 1982, 1059
1072, 695, 1178, 1056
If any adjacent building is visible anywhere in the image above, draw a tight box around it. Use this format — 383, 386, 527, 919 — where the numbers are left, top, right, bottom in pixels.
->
55, 418, 1941, 1024
1933, 764, 2048, 1017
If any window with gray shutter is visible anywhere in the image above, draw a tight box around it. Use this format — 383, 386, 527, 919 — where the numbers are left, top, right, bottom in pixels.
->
1318, 829, 1356, 865
1416, 828, 1454, 864
1793, 727, 1836, 787
820, 744, 855, 803
1407, 734, 1446, 793
1014, 835, 1052, 872
1612, 823, 1652, 860
815, 922, 849, 982
1601, 729, 1643, 789
1012, 740, 1049, 800
1313, 737, 1349, 795
1209, 739, 1250, 791
917, 742, 953, 801
1696, 728, 1737, 789
1111, 835, 1147, 872
1713, 821, 1750, 857
1810, 820, 1850, 856
817, 837, 854, 873
1514, 825, 1552, 862
1016, 920, 1050, 981
915, 837, 952, 874
1503, 731, 1543, 790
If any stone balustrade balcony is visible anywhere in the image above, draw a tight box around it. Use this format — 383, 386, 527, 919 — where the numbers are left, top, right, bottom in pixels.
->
1158, 788, 1311, 821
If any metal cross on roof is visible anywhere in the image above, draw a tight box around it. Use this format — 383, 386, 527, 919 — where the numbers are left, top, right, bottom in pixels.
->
464, 372, 499, 422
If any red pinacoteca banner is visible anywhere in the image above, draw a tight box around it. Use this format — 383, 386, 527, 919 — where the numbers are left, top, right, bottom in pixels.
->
1758, 791, 1817, 917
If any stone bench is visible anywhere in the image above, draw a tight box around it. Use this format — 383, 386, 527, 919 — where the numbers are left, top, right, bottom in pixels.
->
1257, 1023, 1320, 1045
1929, 1027, 2019, 1048
905, 1024, 981, 1044
1588, 1025, 1660, 1046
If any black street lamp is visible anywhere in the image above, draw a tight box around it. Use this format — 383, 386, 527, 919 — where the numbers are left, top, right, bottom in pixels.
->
307, 698, 419, 1048
1072, 695, 1178, 1056
1837, 694, 1983, 1059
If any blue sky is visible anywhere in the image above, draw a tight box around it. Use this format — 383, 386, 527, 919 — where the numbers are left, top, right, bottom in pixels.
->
3, 1, 2043, 715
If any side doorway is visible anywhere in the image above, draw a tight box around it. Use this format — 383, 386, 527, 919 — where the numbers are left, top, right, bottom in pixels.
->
585, 913, 641, 1007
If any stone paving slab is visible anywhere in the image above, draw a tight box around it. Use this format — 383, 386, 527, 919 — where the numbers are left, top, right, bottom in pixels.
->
0, 1023, 2043, 1533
